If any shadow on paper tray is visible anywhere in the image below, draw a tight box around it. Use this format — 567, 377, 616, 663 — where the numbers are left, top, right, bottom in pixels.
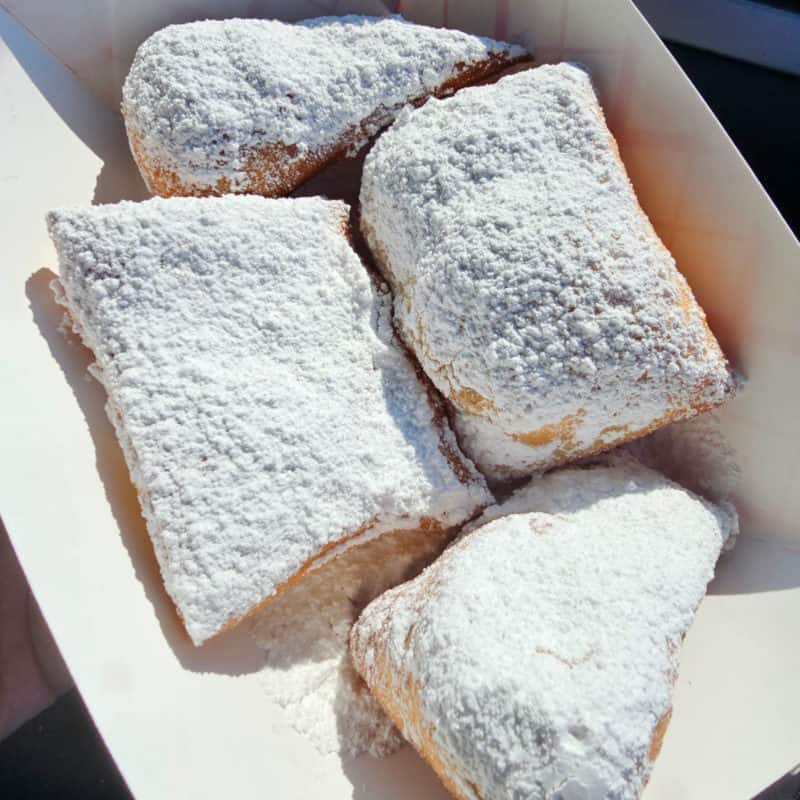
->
708, 534, 800, 595
0, 9, 149, 206
341, 746, 452, 800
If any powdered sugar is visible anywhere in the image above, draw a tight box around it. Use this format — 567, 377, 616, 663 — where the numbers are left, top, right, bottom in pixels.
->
122, 15, 526, 194
623, 411, 741, 505
48, 195, 489, 644
250, 525, 456, 757
351, 462, 737, 799
360, 63, 735, 481
622, 411, 741, 549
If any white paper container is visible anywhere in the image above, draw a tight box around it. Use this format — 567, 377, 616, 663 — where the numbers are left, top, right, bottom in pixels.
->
1, 1, 799, 798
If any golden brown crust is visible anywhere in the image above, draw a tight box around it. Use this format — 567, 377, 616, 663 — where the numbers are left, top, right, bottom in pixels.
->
371, 668, 476, 800
454, 387, 497, 416
212, 517, 379, 638
522, 393, 729, 470
647, 708, 673, 763
126, 52, 532, 199
192, 506, 489, 643
512, 409, 588, 452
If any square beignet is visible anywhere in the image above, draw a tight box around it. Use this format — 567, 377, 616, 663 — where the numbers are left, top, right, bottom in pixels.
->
360, 64, 736, 480
48, 196, 490, 644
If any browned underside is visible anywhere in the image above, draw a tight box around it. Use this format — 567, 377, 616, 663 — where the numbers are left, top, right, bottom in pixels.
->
127, 51, 533, 199
211, 515, 447, 640
211, 517, 378, 637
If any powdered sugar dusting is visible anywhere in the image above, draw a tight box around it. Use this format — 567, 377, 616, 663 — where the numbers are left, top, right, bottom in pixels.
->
47, 195, 489, 644
250, 526, 455, 757
623, 411, 741, 505
351, 462, 737, 799
122, 15, 526, 193
360, 63, 735, 481
622, 411, 741, 549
